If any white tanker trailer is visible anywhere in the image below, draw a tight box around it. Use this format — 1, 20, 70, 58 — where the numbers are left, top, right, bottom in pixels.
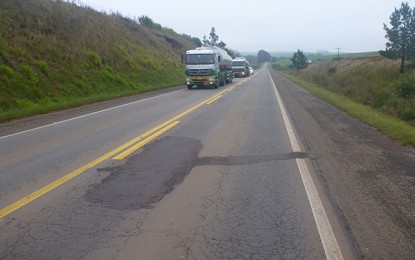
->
183, 46, 233, 89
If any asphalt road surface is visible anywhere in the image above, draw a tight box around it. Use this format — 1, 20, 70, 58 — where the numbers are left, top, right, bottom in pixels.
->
1, 66, 414, 259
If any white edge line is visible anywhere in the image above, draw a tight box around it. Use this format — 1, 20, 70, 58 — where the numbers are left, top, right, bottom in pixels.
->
268, 70, 344, 260
0, 89, 184, 139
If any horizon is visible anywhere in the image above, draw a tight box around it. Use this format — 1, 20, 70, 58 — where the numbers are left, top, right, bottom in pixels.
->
82, 0, 403, 54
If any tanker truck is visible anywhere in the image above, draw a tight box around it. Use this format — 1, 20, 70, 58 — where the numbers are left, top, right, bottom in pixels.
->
232, 57, 250, 77
183, 46, 233, 89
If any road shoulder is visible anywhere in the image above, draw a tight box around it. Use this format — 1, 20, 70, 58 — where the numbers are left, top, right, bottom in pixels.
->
0, 86, 184, 137
270, 69, 415, 259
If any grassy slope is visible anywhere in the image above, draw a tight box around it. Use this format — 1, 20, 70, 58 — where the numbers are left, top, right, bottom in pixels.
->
295, 57, 409, 117
276, 56, 415, 147
0, 0, 195, 122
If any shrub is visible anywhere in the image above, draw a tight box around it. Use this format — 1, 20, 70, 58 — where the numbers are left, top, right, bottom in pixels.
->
272, 63, 282, 70
15, 99, 36, 110
18, 64, 34, 78
396, 74, 415, 98
35, 60, 49, 74
0, 96, 11, 111
84, 50, 102, 68
0, 65, 14, 78
327, 67, 337, 74
311, 74, 328, 87
401, 107, 415, 121
372, 88, 392, 108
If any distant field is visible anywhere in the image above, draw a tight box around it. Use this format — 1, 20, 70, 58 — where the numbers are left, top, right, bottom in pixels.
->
271, 51, 381, 69
268, 51, 380, 59
308, 51, 380, 61
242, 51, 381, 66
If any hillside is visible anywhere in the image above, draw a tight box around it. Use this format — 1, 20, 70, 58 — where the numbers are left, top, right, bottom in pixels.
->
276, 56, 415, 146
0, 0, 196, 122
295, 57, 413, 117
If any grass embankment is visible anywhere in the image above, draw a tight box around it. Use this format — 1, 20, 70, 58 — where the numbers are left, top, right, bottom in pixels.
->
0, 0, 196, 122
276, 56, 415, 147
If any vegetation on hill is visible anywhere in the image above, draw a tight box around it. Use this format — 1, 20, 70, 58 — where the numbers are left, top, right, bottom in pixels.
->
280, 70, 415, 147
274, 55, 415, 146
290, 57, 415, 122
0, 0, 197, 122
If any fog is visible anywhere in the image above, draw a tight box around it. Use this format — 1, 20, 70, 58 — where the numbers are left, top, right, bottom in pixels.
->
82, 0, 405, 53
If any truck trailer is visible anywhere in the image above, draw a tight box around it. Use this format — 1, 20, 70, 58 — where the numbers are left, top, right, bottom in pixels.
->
183, 46, 233, 89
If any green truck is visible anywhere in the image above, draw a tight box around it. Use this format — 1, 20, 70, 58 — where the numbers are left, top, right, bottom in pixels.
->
232, 57, 250, 77
183, 46, 233, 89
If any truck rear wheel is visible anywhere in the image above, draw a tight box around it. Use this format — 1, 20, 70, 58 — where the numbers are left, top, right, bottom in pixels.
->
219, 77, 225, 86
226, 73, 233, 83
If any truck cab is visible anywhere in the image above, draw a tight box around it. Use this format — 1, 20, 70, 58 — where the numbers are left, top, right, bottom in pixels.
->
232, 58, 250, 77
183, 47, 233, 89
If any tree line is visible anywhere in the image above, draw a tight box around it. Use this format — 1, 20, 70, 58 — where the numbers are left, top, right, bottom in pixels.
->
138, 15, 202, 47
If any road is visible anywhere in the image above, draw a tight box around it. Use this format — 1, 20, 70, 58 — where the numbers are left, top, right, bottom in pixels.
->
1, 66, 414, 259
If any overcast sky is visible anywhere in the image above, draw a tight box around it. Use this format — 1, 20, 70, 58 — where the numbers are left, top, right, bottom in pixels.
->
81, 0, 405, 53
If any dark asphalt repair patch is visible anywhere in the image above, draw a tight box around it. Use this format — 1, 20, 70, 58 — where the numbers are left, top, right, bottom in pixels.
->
195, 152, 310, 166
84, 136, 310, 211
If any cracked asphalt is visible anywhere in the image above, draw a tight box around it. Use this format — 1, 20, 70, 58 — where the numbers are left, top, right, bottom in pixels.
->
0, 69, 354, 259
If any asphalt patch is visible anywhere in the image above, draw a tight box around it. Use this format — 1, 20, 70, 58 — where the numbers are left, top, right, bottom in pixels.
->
84, 136, 202, 210
195, 152, 310, 166
84, 136, 310, 211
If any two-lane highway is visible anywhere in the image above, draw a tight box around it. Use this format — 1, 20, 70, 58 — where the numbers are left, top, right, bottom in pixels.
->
0, 82, 244, 212
0, 68, 351, 259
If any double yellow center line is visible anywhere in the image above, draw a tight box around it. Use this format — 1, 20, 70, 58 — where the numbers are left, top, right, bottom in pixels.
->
0, 80, 250, 219
113, 121, 181, 160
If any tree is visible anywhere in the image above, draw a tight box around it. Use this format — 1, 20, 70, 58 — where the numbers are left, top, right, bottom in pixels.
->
381, 2, 415, 73
202, 35, 210, 47
245, 55, 257, 64
182, 34, 202, 47
217, 41, 227, 48
191, 37, 202, 47
257, 50, 271, 63
202, 27, 220, 47
138, 15, 153, 27
138, 15, 162, 30
209, 27, 219, 46
225, 48, 239, 59
201, 27, 236, 58
291, 49, 308, 71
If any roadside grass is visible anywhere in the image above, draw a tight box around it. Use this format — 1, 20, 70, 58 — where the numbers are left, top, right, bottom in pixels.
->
289, 56, 415, 124
0, 82, 182, 123
279, 71, 415, 147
